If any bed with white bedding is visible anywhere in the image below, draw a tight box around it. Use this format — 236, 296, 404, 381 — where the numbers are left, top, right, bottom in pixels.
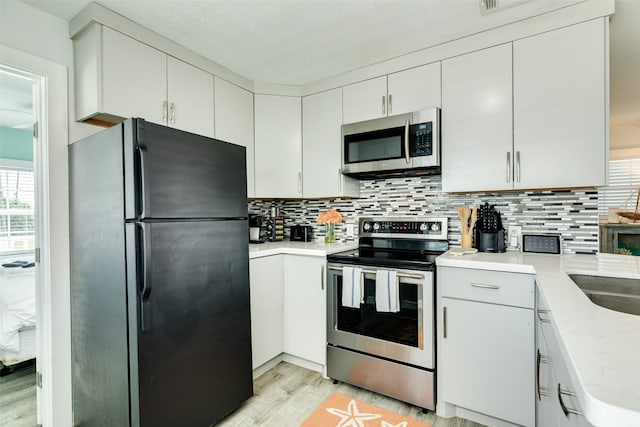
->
0, 262, 36, 367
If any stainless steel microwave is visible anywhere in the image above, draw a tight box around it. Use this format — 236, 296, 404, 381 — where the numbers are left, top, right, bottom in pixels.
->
341, 108, 440, 179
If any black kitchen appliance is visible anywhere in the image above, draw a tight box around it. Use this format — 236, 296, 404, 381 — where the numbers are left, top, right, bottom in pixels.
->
290, 225, 313, 242
326, 216, 449, 410
341, 108, 440, 179
474, 202, 506, 253
249, 214, 264, 243
69, 119, 253, 427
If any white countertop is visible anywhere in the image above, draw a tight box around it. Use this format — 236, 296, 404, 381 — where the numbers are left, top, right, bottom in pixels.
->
436, 251, 640, 427
249, 240, 358, 259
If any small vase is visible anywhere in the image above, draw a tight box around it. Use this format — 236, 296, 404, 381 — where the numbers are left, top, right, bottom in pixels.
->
324, 223, 336, 243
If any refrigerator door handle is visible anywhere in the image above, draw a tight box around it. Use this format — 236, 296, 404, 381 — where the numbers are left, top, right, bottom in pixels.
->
137, 144, 151, 218
139, 222, 152, 332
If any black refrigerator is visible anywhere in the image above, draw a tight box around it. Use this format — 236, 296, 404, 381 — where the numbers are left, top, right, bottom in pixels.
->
69, 118, 253, 426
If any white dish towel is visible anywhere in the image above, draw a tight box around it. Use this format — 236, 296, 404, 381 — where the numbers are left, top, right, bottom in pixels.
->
375, 269, 400, 313
342, 266, 363, 308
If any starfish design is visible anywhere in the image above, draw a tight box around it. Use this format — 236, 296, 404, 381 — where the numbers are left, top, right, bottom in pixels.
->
325, 399, 382, 427
381, 421, 409, 427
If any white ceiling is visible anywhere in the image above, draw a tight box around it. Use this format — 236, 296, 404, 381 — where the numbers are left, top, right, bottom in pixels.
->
6, 0, 640, 152
0, 69, 34, 129
22, 0, 589, 86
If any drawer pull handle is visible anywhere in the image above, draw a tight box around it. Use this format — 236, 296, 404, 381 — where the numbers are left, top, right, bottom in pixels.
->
443, 306, 447, 338
558, 383, 583, 417
471, 283, 500, 290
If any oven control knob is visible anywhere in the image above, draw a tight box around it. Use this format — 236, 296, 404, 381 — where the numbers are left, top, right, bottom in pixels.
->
363, 222, 371, 232
419, 223, 428, 231
430, 223, 441, 232
373, 223, 380, 231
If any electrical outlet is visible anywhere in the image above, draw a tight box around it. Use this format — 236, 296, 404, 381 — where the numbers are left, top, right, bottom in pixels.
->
507, 225, 522, 250
346, 224, 355, 238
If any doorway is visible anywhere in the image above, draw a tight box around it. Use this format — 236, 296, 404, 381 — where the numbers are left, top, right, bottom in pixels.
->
0, 65, 41, 426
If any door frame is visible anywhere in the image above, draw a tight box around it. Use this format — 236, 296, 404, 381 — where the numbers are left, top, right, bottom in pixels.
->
0, 44, 71, 427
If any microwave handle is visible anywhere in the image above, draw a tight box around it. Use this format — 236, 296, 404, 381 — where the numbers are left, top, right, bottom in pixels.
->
404, 118, 410, 164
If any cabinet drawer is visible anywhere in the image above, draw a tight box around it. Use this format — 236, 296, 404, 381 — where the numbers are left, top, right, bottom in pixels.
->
439, 267, 535, 308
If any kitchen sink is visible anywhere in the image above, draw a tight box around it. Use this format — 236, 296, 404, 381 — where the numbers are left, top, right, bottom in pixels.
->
569, 274, 640, 316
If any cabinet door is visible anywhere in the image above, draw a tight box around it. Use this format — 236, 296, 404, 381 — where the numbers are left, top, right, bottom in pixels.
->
249, 256, 284, 370
102, 26, 166, 125
214, 77, 255, 197
387, 62, 441, 115
167, 57, 214, 138
441, 43, 513, 193
283, 256, 326, 365
441, 297, 535, 427
514, 19, 606, 190
254, 94, 302, 198
302, 88, 359, 198
342, 76, 387, 124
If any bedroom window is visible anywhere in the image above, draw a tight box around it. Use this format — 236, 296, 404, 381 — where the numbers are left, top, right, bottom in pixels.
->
0, 165, 35, 253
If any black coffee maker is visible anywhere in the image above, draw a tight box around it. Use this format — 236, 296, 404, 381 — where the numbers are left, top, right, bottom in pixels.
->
249, 214, 264, 243
474, 203, 506, 253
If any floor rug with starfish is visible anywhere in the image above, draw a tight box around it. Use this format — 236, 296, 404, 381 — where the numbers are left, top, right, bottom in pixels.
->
300, 392, 432, 427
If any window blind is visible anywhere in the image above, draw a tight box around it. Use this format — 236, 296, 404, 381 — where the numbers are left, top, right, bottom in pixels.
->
598, 158, 640, 216
0, 168, 35, 253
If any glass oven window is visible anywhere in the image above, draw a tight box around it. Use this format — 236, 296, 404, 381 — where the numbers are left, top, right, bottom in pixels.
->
336, 275, 419, 347
344, 127, 404, 164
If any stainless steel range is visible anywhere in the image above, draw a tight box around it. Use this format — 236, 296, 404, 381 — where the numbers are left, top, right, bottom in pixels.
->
326, 216, 448, 410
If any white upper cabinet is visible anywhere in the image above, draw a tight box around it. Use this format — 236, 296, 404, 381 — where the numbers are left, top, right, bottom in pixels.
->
302, 88, 359, 198
74, 23, 216, 136
214, 77, 255, 197
342, 63, 441, 124
441, 19, 607, 193
254, 94, 302, 198
513, 18, 606, 189
93, 25, 166, 124
166, 56, 214, 138
342, 76, 387, 124
441, 43, 513, 193
387, 62, 442, 115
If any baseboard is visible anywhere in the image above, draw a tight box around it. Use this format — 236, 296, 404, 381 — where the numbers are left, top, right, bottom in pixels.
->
282, 354, 324, 374
252, 354, 284, 379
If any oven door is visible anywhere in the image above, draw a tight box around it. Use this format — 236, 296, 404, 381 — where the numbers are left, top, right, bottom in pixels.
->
326, 262, 434, 369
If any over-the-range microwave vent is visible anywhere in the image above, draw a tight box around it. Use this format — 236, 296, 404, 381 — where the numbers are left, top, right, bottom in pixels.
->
342, 166, 441, 180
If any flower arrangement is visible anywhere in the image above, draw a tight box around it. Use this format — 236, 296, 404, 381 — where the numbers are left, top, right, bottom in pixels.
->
317, 209, 343, 243
316, 209, 344, 224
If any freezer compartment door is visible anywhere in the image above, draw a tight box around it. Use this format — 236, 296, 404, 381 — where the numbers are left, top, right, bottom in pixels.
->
128, 219, 252, 427
125, 119, 248, 220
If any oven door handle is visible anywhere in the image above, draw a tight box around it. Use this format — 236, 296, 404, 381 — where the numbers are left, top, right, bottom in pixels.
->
327, 266, 423, 280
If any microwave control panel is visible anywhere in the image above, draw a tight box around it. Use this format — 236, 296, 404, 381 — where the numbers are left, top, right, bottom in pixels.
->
410, 122, 433, 157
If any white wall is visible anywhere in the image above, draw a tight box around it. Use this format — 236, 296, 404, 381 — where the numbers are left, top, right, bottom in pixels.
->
0, 2, 89, 426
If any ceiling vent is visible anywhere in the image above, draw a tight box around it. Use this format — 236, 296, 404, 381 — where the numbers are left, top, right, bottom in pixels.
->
480, 0, 534, 15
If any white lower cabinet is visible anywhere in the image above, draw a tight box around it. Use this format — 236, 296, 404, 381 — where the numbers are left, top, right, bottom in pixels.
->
249, 254, 327, 371
283, 255, 326, 366
537, 291, 593, 427
249, 255, 284, 370
438, 267, 535, 427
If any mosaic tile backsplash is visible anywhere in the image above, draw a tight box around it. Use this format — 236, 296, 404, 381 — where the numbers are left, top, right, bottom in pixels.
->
249, 175, 599, 254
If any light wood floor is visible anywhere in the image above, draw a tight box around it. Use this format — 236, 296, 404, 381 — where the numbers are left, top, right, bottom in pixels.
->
0, 360, 486, 427
219, 361, 485, 427
0, 361, 37, 427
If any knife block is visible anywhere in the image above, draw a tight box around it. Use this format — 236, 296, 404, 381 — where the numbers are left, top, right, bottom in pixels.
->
474, 229, 506, 253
